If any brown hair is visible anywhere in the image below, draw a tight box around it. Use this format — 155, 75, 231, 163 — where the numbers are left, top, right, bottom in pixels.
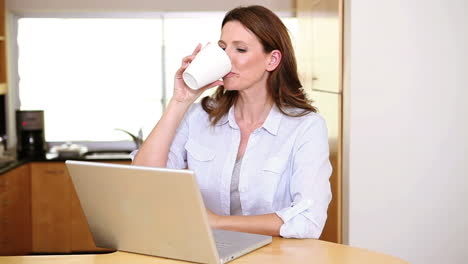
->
201, 5, 317, 125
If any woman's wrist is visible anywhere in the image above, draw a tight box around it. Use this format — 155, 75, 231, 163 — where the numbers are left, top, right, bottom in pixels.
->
212, 214, 225, 229
168, 97, 194, 111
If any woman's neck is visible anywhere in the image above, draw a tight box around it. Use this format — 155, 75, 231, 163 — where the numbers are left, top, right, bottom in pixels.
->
235, 89, 273, 126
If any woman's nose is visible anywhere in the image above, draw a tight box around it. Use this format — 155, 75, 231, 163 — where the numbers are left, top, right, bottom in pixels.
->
224, 49, 234, 61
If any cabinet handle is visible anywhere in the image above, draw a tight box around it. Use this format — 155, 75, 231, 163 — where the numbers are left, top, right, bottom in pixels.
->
44, 169, 65, 175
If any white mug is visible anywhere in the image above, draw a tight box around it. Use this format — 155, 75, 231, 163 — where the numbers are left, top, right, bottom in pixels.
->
182, 43, 232, 90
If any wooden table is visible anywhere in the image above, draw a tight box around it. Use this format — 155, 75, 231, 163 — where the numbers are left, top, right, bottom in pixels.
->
0, 237, 409, 264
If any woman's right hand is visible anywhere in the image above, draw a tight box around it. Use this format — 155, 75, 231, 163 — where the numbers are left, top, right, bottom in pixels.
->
172, 44, 224, 105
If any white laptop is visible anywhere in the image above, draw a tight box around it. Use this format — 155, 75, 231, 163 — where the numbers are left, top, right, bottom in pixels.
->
66, 160, 272, 264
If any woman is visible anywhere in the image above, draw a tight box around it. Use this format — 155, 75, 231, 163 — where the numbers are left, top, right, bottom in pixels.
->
133, 5, 332, 239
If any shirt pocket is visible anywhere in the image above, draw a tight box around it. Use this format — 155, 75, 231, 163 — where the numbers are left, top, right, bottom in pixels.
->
263, 157, 286, 174
184, 139, 217, 207
185, 139, 215, 175
185, 139, 215, 162
260, 157, 288, 205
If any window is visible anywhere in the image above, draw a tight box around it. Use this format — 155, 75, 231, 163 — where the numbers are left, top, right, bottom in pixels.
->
16, 14, 298, 144
18, 18, 163, 142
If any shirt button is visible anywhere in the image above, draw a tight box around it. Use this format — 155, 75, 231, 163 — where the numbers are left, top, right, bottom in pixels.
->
239, 187, 246, 193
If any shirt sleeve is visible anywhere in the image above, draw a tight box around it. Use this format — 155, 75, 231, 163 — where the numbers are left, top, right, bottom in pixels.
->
130, 104, 193, 169
165, 109, 192, 170
275, 116, 332, 239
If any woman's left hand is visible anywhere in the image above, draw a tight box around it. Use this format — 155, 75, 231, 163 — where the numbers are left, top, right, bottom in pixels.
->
206, 209, 221, 229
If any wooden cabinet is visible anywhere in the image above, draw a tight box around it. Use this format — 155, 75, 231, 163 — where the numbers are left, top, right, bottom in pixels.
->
0, 161, 129, 255
0, 0, 7, 94
0, 164, 32, 255
297, 0, 343, 243
1, 0, 7, 140
30, 161, 129, 253
30, 162, 72, 253
310, 91, 341, 243
297, 0, 342, 94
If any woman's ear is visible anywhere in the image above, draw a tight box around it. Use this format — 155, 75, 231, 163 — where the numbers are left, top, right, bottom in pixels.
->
266, 50, 282, 71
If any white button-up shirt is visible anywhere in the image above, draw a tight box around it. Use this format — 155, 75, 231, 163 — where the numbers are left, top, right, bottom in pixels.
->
163, 103, 332, 239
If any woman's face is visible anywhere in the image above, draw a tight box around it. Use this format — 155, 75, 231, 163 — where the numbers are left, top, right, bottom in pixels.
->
218, 21, 271, 91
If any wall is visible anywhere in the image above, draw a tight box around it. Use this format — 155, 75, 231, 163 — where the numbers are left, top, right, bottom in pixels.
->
6, 0, 293, 13
343, 0, 468, 264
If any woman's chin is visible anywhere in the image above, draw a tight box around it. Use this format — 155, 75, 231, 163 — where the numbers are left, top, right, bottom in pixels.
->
222, 85, 238, 91
222, 78, 239, 91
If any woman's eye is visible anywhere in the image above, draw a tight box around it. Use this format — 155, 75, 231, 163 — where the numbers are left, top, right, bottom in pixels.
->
237, 48, 247, 53
220, 47, 226, 51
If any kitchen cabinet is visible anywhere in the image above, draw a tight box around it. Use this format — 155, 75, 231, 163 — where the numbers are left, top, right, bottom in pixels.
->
0, 164, 32, 255
31, 161, 129, 253
0, 0, 7, 95
297, 0, 343, 243
0, 0, 7, 140
297, 0, 341, 94
310, 91, 341, 243
30, 162, 72, 253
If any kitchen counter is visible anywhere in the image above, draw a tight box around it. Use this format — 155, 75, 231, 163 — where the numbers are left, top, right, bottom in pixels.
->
0, 159, 28, 175
0, 155, 132, 175
0, 237, 410, 264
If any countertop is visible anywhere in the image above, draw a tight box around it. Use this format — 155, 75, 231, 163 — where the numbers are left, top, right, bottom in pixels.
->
0, 155, 131, 175
0, 237, 409, 264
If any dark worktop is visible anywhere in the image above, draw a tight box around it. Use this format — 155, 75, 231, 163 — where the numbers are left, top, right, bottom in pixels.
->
0, 155, 132, 175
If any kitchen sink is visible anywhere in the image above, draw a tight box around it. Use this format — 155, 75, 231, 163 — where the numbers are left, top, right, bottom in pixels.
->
82, 150, 132, 160
0, 157, 16, 170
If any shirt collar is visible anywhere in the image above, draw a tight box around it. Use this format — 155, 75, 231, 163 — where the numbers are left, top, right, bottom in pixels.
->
227, 104, 239, 129
217, 106, 232, 127
219, 103, 282, 136
262, 104, 282, 136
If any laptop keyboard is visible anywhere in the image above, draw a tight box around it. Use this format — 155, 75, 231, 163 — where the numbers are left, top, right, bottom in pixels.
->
215, 240, 233, 250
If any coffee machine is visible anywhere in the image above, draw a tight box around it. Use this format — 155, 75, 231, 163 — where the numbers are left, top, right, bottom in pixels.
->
16, 110, 47, 160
